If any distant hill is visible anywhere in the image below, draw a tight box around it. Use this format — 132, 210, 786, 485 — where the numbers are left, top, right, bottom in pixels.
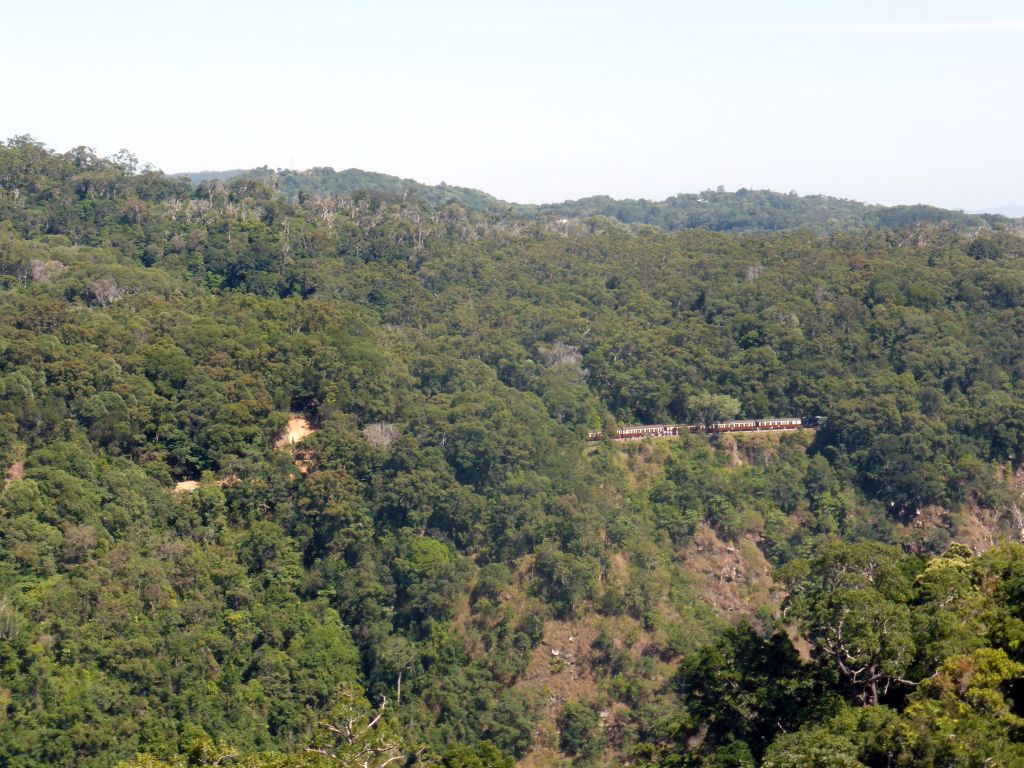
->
175, 166, 1016, 234
176, 169, 250, 184
971, 204, 1024, 218
536, 190, 1011, 233
176, 166, 513, 212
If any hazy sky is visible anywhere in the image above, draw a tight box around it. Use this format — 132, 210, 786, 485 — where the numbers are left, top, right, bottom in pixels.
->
3, 1, 1022, 209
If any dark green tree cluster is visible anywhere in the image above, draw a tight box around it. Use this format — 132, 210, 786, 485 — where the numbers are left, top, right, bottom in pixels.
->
651, 541, 1024, 767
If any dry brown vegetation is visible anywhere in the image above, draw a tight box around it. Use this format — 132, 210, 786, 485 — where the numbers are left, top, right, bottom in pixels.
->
679, 524, 781, 615
4, 460, 24, 490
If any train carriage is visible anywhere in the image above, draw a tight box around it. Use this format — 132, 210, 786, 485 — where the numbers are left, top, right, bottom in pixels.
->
710, 420, 758, 432
755, 417, 803, 430
587, 417, 810, 441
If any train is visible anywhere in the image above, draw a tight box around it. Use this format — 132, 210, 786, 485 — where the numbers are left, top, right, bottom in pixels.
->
587, 417, 809, 442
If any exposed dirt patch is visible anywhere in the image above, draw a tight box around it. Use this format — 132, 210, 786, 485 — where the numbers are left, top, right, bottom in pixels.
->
678, 523, 781, 617
275, 414, 317, 475
473, 556, 671, 768
275, 415, 315, 449
713, 434, 744, 467
609, 440, 670, 491
4, 461, 25, 490
710, 430, 811, 468
517, 614, 655, 768
293, 451, 312, 476
172, 475, 240, 494
611, 551, 629, 580
524, 618, 601, 701
894, 504, 1018, 555
623, 441, 669, 485
893, 504, 954, 554
953, 506, 1014, 553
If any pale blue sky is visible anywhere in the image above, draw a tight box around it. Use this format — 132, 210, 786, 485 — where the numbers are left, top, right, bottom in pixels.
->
3, 1, 1022, 209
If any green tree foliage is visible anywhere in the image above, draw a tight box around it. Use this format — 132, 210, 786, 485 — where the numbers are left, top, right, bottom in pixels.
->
667, 624, 836, 764
689, 392, 742, 429
182, 167, 1013, 234
3, 137, 1024, 767
654, 542, 1024, 767
763, 648, 1024, 767
779, 541, 916, 705
558, 701, 604, 761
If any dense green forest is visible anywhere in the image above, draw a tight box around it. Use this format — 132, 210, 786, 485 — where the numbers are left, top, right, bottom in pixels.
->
3, 136, 1024, 767
181, 166, 1014, 234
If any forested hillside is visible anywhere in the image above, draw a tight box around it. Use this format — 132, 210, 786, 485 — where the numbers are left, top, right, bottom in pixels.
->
536, 189, 1011, 234
180, 165, 1015, 234
4, 136, 1024, 767
181, 168, 509, 214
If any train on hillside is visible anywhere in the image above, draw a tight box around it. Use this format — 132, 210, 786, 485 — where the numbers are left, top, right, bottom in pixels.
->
587, 417, 810, 442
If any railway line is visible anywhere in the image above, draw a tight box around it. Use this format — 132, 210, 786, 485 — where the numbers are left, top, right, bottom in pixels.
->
588, 417, 819, 442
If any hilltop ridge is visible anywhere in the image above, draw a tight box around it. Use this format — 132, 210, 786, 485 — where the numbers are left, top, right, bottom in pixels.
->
175, 165, 1016, 234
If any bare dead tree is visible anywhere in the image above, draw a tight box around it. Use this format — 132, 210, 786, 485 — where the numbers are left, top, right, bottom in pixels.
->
89, 276, 125, 306
539, 341, 583, 370
1006, 491, 1024, 543
0, 597, 21, 642
306, 692, 416, 768
362, 422, 400, 450
30, 259, 67, 285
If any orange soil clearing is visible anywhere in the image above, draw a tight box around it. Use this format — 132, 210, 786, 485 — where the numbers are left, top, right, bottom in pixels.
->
275, 415, 315, 449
